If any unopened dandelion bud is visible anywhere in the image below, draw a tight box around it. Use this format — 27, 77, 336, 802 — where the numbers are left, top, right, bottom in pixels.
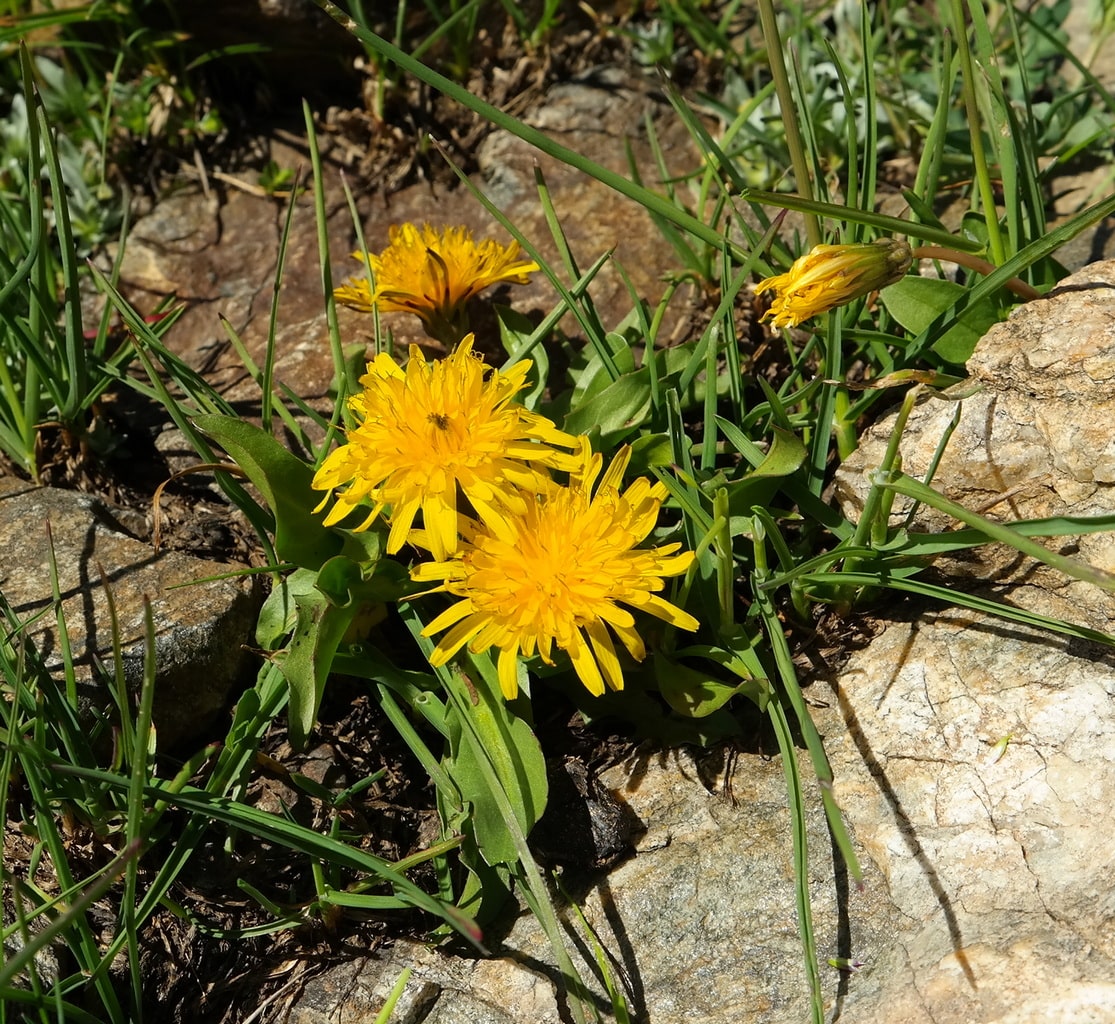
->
756, 238, 913, 329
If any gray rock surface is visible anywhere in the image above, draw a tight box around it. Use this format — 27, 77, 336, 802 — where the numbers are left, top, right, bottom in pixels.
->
474, 64, 700, 341
822, 259, 1115, 1021
835, 259, 1115, 635
0, 475, 260, 748
818, 609, 1115, 1024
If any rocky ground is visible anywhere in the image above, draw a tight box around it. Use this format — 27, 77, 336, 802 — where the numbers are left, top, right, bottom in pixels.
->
7, 3, 1115, 1022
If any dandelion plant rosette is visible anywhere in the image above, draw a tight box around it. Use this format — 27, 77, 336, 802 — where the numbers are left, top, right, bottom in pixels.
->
412, 441, 699, 700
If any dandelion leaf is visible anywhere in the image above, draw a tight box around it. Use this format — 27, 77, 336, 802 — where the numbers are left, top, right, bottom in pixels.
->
443, 664, 548, 868
276, 584, 359, 749
194, 414, 341, 570
881, 276, 1001, 365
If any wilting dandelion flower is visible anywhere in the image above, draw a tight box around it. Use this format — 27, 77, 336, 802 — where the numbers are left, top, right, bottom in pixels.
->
412, 442, 699, 700
756, 238, 913, 329
334, 223, 539, 343
312, 335, 579, 561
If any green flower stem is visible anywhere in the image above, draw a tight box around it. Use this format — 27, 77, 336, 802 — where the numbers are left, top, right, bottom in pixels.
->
841, 386, 920, 588
742, 190, 985, 252
756, 0, 821, 247
903, 188, 1115, 358
826, 311, 861, 465
302, 99, 351, 442
912, 245, 1040, 300
952, 0, 1006, 266
833, 387, 856, 462
712, 490, 733, 629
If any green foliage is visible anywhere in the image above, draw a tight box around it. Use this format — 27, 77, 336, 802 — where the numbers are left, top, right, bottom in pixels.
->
0, 46, 146, 478
0, 580, 479, 1021
0, 4, 228, 208
881, 276, 1002, 363
7, 0, 1115, 1019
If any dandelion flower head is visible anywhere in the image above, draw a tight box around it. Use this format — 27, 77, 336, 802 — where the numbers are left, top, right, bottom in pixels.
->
334, 223, 540, 341
312, 335, 579, 561
756, 238, 912, 329
412, 441, 699, 699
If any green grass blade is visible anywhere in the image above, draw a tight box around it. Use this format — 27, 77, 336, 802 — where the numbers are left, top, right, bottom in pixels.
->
0, 841, 139, 995
766, 693, 823, 1024
740, 189, 985, 252
876, 470, 1115, 590
122, 601, 158, 1019
35, 104, 85, 424
750, 512, 862, 884
262, 166, 304, 433
302, 98, 352, 438
50, 762, 483, 946
810, 570, 1115, 646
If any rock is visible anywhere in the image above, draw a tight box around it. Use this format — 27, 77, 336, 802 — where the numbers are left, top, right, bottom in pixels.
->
288, 746, 900, 1024
817, 608, 1115, 1023
835, 259, 1115, 634
0, 475, 261, 749
531, 756, 641, 869
118, 184, 346, 412
818, 260, 1115, 1019
284, 955, 439, 1024
474, 65, 701, 345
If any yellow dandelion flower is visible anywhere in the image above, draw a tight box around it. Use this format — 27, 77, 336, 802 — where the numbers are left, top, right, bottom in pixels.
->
334, 223, 540, 343
755, 238, 913, 329
312, 335, 580, 561
412, 441, 699, 700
